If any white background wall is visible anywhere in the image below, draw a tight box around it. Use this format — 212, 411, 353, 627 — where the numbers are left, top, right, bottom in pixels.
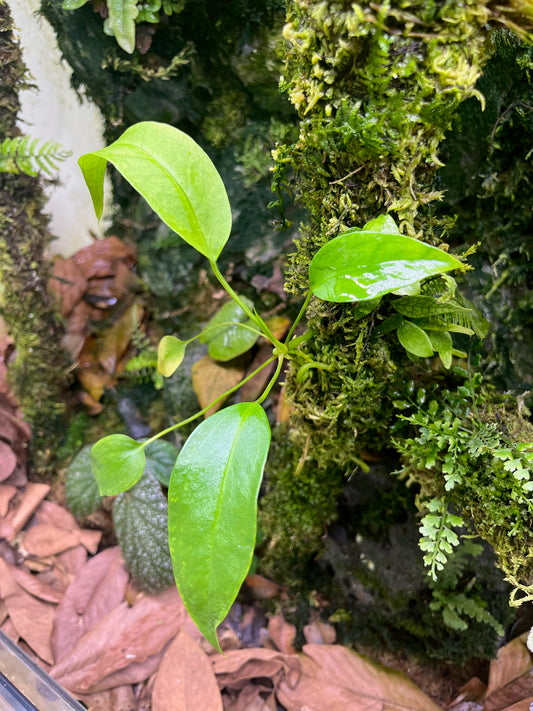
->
6, 0, 111, 256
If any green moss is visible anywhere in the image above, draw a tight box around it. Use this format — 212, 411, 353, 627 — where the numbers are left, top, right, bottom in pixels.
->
0, 2, 71, 474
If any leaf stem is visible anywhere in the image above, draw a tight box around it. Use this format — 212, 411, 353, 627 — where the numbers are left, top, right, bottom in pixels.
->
255, 356, 284, 405
285, 291, 312, 345
141, 355, 279, 447
209, 260, 282, 348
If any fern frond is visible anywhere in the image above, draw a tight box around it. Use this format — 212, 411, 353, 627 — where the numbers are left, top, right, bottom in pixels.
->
0, 136, 71, 177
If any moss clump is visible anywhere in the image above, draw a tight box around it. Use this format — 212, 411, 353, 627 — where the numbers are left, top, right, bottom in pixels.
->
0, 1, 71, 473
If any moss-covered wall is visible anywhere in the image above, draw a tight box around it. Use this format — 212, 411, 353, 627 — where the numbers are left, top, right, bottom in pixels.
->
0, 0, 71, 473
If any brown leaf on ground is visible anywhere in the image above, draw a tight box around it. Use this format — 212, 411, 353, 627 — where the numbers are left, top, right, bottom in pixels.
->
23, 524, 84, 557
223, 683, 277, 711
0, 484, 17, 517
72, 236, 136, 280
277, 644, 444, 711
0, 440, 17, 482
244, 574, 280, 601
192, 355, 245, 416
483, 633, 533, 711
152, 629, 223, 711
51, 547, 129, 663
78, 685, 137, 711
267, 615, 296, 655
213, 647, 300, 692
239, 344, 277, 403
0, 558, 55, 664
97, 304, 143, 375
303, 619, 337, 645
0, 483, 50, 541
50, 256, 88, 317
50, 586, 190, 693
9, 565, 64, 604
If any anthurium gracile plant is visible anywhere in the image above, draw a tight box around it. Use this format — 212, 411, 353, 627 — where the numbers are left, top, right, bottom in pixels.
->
80, 121, 469, 650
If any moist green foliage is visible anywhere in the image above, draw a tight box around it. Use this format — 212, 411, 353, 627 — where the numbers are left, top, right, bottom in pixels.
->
0, 2, 71, 473
394, 370, 533, 602
437, 31, 533, 391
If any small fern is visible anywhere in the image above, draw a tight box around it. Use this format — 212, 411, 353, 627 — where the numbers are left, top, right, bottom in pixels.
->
419, 498, 464, 580
0, 136, 71, 177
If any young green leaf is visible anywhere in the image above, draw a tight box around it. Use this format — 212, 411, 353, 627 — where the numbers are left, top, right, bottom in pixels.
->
158, 335, 187, 377
397, 321, 435, 358
62, 0, 89, 8
79, 122, 232, 261
168, 402, 271, 651
309, 229, 463, 303
429, 330, 453, 369
104, 0, 138, 54
91, 434, 146, 496
362, 214, 400, 234
113, 474, 175, 592
200, 298, 259, 361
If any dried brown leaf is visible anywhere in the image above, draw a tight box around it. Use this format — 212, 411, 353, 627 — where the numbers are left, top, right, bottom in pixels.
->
244, 574, 280, 601
0, 483, 50, 541
152, 629, 223, 711
192, 355, 245, 416
239, 344, 277, 402
483, 634, 533, 711
23, 524, 82, 557
213, 648, 300, 692
10, 565, 63, 604
50, 256, 88, 317
267, 615, 296, 655
73, 236, 136, 280
51, 547, 129, 663
0, 440, 17, 482
0, 484, 17, 517
0, 558, 55, 664
98, 304, 143, 375
303, 620, 337, 645
277, 644, 443, 711
50, 586, 189, 693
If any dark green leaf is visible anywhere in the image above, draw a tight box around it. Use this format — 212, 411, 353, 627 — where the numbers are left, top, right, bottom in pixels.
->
65, 445, 101, 518
392, 295, 471, 319
397, 321, 435, 358
158, 335, 187, 377
168, 402, 271, 651
200, 298, 259, 361
113, 474, 174, 592
145, 438, 179, 488
309, 229, 463, 303
79, 122, 232, 261
91, 434, 145, 496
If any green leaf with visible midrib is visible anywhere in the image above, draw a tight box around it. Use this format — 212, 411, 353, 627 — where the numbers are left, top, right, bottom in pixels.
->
79, 122, 232, 261
309, 228, 463, 303
168, 402, 271, 651
91, 434, 146, 496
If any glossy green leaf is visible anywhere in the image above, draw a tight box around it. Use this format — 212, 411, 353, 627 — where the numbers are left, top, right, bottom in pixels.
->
429, 330, 453, 369
362, 214, 400, 234
144, 438, 179, 488
309, 229, 463, 303
168, 402, 271, 650
397, 321, 435, 358
200, 298, 259, 361
91, 434, 146, 496
79, 122, 232, 261
113, 474, 174, 592
65, 445, 101, 518
158, 335, 187, 377
104, 0, 138, 54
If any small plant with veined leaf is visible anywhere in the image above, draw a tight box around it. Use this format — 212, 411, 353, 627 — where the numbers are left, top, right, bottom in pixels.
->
77, 120, 467, 651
